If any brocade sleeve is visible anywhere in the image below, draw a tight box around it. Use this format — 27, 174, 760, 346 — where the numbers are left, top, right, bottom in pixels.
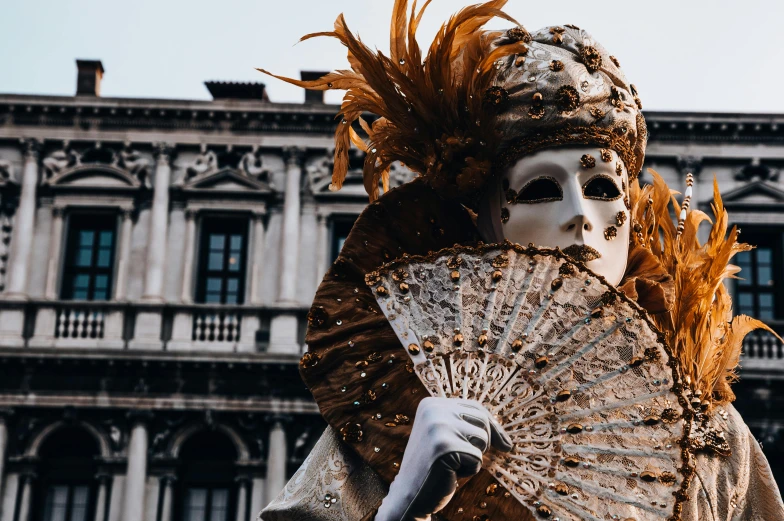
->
682, 405, 784, 521
259, 427, 386, 521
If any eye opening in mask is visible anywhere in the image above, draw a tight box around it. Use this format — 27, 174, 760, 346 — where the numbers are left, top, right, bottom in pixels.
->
582, 174, 622, 201
513, 176, 564, 204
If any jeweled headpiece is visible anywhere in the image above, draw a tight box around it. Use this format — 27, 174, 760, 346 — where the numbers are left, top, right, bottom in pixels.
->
259, 0, 646, 208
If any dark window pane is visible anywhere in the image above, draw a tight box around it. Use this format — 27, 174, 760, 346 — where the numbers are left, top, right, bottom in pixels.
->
71, 486, 90, 521
208, 252, 224, 270
184, 489, 208, 521
757, 266, 773, 287
76, 248, 93, 267
97, 249, 112, 267
209, 235, 225, 250
206, 278, 222, 292
227, 255, 240, 272
74, 274, 90, 289
226, 279, 239, 292
758, 248, 772, 264
43, 485, 68, 521
738, 292, 753, 313
99, 231, 113, 247
79, 231, 94, 247
230, 234, 243, 250
210, 489, 230, 521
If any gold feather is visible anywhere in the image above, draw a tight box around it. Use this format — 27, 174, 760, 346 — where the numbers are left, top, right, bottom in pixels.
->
258, 1, 524, 204
629, 170, 782, 410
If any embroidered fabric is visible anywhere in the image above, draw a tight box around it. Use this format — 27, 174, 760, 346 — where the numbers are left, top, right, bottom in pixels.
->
260, 426, 386, 521
367, 244, 692, 521
261, 406, 783, 521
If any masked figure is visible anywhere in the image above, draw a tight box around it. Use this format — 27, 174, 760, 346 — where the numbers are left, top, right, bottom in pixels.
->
258, 2, 784, 520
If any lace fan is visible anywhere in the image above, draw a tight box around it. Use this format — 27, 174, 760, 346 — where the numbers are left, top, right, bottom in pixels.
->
366, 243, 692, 521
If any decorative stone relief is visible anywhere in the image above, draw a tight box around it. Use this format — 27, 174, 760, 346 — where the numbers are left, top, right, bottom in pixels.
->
0, 212, 13, 292
0, 159, 13, 185
119, 142, 152, 188
239, 145, 270, 180
42, 141, 81, 181
735, 158, 779, 182
185, 144, 218, 181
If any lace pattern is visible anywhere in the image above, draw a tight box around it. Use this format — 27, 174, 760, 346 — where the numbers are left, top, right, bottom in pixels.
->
368, 243, 693, 521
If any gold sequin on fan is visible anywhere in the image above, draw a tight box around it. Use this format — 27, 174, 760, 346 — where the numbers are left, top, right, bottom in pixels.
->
300, 352, 320, 369
453, 332, 464, 346
423, 340, 435, 352
580, 154, 596, 169
549, 60, 564, 71
478, 334, 488, 347
376, 286, 388, 296
408, 343, 420, 355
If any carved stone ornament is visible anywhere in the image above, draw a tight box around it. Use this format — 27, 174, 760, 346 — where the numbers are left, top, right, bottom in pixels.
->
735, 158, 780, 182
238, 145, 270, 180
0, 159, 14, 185
119, 142, 152, 188
185, 144, 219, 181
42, 141, 82, 181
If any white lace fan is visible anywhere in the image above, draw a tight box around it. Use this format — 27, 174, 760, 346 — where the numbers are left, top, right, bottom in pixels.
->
366, 243, 692, 521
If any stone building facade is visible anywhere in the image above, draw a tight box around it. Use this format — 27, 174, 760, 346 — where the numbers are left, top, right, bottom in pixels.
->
0, 61, 781, 521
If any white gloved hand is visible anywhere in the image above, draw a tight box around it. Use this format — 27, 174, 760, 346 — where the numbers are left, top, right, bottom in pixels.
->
375, 397, 513, 521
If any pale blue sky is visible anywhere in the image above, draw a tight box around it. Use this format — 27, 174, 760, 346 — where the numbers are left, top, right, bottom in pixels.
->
2, 0, 782, 113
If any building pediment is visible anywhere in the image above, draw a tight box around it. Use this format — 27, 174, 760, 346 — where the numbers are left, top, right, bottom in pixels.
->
46, 164, 142, 189
183, 167, 270, 193
722, 180, 784, 207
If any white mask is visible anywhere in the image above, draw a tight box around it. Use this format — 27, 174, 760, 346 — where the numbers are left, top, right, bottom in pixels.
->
478, 146, 630, 286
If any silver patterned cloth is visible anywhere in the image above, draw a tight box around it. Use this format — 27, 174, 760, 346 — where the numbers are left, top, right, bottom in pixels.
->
260, 405, 783, 521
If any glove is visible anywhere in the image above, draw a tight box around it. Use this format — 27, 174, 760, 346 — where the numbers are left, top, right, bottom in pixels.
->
375, 397, 513, 521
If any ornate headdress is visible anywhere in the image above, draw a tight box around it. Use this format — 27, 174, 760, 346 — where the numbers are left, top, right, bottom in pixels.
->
258, 0, 645, 208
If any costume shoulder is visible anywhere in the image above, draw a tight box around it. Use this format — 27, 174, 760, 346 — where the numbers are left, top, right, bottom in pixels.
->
681, 405, 784, 521
260, 427, 386, 521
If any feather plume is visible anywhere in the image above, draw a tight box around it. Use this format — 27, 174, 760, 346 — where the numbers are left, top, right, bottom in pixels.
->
629, 170, 781, 409
258, 1, 523, 203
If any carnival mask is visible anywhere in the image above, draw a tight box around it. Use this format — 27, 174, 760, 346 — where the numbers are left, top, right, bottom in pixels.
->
479, 146, 630, 286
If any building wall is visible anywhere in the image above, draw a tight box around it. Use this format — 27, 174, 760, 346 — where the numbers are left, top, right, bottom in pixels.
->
0, 92, 781, 521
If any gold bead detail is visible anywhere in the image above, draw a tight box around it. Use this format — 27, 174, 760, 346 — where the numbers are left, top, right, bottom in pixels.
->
511, 338, 523, 352
423, 340, 435, 352
478, 334, 488, 347
408, 343, 420, 355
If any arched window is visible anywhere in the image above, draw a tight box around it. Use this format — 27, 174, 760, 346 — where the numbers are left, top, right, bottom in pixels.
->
35, 426, 100, 521
176, 431, 238, 521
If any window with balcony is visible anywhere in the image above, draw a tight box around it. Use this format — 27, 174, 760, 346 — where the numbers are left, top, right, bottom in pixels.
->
330, 216, 357, 263
60, 213, 117, 301
735, 230, 784, 320
195, 217, 249, 305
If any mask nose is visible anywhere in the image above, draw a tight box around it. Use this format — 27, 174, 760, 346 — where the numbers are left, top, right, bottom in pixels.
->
560, 178, 592, 235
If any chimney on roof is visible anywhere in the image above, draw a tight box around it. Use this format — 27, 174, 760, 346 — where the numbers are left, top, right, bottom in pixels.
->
300, 72, 329, 103
76, 60, 104, 97
204, 81, 270, 101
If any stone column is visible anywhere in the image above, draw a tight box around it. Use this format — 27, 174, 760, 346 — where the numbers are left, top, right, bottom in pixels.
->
44, 206, 65, 299
265, 418, 288, 504
249, 211, 266, 305
122, 414, 149, 521
235, 476, 251, 521
315, 213, 329, 290
114, 209, 135, 301
159, 474, 176, 521
6, 138, 40, 298
143, 143, 173, 301
269, 148, 305, 354
249, 477, 266, 521
0, 410, 11, 499
277, 147, 304, 304
179, 209, 197, 303
16, 471, 35, 521
93, 473, 111, 521
131, 144, 172, 349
